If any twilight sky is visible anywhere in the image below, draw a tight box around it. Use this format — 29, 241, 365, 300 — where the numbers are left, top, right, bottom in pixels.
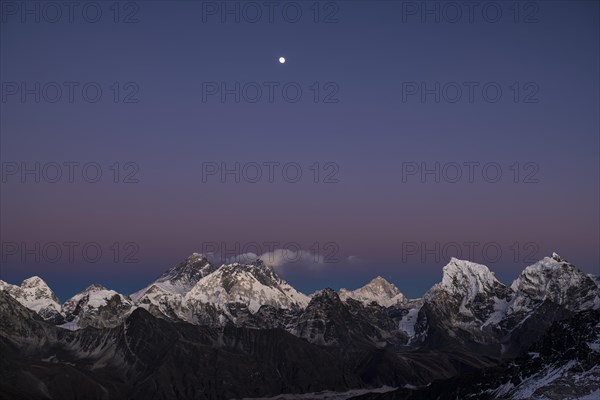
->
1, 0, 599, 301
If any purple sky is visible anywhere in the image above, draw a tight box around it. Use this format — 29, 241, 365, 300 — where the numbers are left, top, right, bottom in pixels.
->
1, 1, 599, 301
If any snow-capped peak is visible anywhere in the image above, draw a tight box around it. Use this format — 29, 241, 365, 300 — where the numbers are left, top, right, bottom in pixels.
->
131, 253, 215, 301
421, 259, 512, 336
0, 276, 63, 322
509, 254, 599, 312
184, 260, 310, 313
62, 284, 113, 310
157, 253, 214, 284
21, 276, 53, 290
82, 283, 107, 293
511, 254, 581, 293
60, 284, 135, 330
433, 258, 503, 301
339, 276, 407, 307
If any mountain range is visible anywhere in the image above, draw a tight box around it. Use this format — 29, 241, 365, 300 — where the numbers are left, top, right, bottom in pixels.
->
1, 252, 599, 399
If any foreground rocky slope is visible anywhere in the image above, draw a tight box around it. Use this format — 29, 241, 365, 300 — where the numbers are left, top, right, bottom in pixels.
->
0, 291, 492, 400
353, 310, 600, 400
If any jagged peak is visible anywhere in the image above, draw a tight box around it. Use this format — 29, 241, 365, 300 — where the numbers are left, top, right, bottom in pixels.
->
64, 284, 132, 314
21, 276, 50, 288
519, 254, 577, 276
131, 254, 215, 301
251, 258, 267, 268
64, 284, 125, 304
216, 261, 279, 281
442, 258, 498, 283
339, 275, 407, 307
447, 257, 490, 269
509, 255, 599, 312
342, 276, 397, 291
189, 252, 207, 259
312, 287, 341, 302
183, 252, 212, 264
83, 283, 107, 292
366, 276, 402, 292
512, 254, 588, 290
157, 253, 215, 283
0, 276, 61, 313
175, 252, 211, 266
184, 257, 310, 313
428, 258, 504, 302
370, 276, 390, 284
304, 289, 346, 314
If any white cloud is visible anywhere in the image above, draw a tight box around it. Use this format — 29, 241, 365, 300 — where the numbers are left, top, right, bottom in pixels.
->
224, 248, 325, 272
347, 255, 361, 264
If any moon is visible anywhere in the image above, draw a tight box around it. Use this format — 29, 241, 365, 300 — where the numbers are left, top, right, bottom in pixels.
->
279, 57, 286, 64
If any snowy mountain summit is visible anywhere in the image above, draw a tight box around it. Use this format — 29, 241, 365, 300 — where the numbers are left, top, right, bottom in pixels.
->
156, 253, 215, 291
60, 284, 135, 329
131, 253, 215, 301
432, 257, 508, 302
416, 258, 513, 346
509, 252, 600, 313
339, 276, 407, 307
185, 259, 310, 314
0, 276, 63, 323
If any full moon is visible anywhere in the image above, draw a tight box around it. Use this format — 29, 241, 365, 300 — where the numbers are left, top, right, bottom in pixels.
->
279, 57, 286, 64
